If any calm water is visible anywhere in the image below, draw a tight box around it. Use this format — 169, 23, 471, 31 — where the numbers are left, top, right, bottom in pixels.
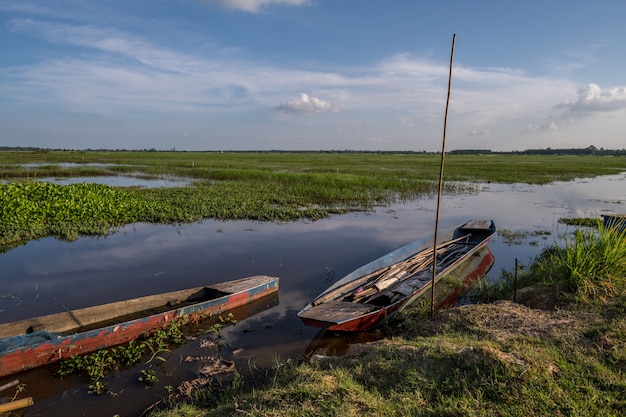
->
2, 164, 193, 187
0, 173, 624, 416
7, 175, 192, 188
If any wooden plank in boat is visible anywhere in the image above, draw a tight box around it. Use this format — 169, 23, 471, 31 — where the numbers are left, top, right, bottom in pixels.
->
461, 220, 492, 231
298, 301, 377, 323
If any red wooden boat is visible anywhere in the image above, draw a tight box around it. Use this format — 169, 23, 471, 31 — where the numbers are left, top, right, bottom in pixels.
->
0, 275, 279, 378
297, 220, 495, 331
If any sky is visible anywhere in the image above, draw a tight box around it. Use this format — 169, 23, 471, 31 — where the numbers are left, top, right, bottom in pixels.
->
1, 0, 626, 152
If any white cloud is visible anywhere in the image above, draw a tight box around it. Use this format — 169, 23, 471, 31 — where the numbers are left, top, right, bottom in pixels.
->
8, 18, 200, 74
275, 93, 337, 114
523, 121, 560, 134
556, 83, 626, 119
397, 116, 414, 127
366, 136, 392, 145
467, 130, 490, 136
3, 19, 574, 124
202, 0, 311, 13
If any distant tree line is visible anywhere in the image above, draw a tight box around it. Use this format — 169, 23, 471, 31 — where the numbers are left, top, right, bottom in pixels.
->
511, 145, 626, 156
446, 145, 626, 156
1, 145, 625, 155
0, 146, 45, 152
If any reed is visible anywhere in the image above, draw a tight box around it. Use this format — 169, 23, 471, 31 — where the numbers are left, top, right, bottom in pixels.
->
549, 220, 626, 302
477, 221, 626, 304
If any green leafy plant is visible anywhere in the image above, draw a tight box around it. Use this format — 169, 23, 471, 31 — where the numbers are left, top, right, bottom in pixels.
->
138, 368, 159, 387
56, 313, 239, 395
57, 324, 183, 395
87, 380, 107, 395
204, 313, 237, 337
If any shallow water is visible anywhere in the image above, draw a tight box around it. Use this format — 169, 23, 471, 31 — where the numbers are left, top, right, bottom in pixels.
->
0, 173, 624, 415
2, 164, 192, 187
12, 175, 192, 188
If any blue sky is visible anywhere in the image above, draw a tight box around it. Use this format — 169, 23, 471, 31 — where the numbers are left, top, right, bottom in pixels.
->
1, 0, 626, 151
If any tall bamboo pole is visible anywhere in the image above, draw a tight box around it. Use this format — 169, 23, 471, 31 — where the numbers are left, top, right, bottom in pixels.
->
431, 34, 456, 317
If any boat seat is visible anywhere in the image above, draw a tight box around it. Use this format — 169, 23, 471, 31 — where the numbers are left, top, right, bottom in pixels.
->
298, 301, 378, 324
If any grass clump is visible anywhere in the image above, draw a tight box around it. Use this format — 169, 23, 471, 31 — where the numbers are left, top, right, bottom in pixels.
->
558, 217, 600, 228
474, 221, 626, 304
56, 313, 237, 395
552, 222, 626, 301
58, 322, 185, 395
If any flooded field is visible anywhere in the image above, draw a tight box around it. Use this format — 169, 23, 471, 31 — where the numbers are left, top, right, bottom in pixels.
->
34, 175, 192, 188
0, 173, 624, 416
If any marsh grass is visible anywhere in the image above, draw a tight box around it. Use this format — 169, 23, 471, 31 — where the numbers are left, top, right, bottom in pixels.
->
497, 229, 551, 246
58, 318, 187, 395
0, 153, 481, 248
549, 221, 626, 301
558, 217, 600, 228
472, 221, 626, 304
2, 151, 626, 184
2, 151, 626, 249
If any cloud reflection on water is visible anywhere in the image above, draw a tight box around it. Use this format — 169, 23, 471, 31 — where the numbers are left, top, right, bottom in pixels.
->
1, 173, 624, 342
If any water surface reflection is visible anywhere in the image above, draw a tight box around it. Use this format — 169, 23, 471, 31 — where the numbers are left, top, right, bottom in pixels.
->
0, 173, 624, 415
33, 175, 191, 188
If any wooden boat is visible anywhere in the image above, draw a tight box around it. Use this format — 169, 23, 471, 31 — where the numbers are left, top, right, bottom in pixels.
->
297, 220, 496, 331
0, 275, 279, 378
601, 214, 626, 233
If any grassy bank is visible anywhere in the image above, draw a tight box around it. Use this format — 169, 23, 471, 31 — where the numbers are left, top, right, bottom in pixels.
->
147, 299, 626, 417
147, 223, 626, 417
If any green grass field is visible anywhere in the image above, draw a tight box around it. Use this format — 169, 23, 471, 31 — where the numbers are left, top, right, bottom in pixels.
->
3, 150, 626, 184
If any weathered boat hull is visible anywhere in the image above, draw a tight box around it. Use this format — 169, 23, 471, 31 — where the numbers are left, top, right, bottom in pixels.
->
298, 221, 495, 331
0, 275, 279, 378
602, 214, 626, 233
0, 291, 279, 405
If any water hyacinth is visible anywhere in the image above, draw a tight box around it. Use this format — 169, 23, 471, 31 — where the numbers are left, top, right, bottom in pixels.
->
0, 182, 166, 245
